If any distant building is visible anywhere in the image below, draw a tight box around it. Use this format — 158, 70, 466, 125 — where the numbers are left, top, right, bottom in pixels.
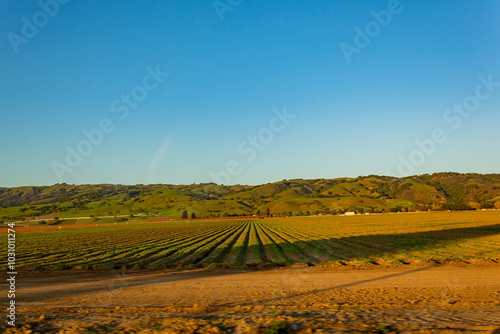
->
345, 211, 356, 216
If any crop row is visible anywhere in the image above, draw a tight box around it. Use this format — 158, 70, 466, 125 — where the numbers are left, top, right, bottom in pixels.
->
4, 211, 500, 270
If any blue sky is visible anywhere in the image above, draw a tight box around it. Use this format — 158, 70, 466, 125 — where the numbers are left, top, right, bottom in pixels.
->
1, 0, 499, 187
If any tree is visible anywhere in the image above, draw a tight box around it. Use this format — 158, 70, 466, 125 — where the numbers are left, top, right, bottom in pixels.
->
266, 207, 270, 217
191, 212, 196, 219
181, 210, 188, 219
480, 201, 494, 209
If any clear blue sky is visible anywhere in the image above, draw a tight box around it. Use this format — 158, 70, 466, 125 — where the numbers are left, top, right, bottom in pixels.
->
1, 0, 499, 187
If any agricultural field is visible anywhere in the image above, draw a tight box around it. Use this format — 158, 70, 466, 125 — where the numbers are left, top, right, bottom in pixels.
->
3, 210, 500, 271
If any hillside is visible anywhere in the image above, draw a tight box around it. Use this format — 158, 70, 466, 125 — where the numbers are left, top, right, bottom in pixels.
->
1, 172, 500, 220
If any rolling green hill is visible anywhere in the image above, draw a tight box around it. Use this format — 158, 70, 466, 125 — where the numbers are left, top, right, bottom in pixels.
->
1, 172, 500, 220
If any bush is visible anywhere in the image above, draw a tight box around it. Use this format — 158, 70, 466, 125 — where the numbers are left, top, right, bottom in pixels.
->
38, 220, 47, 225
266, 320, 288, 334
48, 219, 61, 225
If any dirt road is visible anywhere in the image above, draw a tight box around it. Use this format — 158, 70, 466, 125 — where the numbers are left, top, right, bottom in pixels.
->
3, 265, 500, 333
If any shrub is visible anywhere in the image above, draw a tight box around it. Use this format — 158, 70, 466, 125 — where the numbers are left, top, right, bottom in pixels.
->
266, 320, 288, 334
48, 219, 61, 225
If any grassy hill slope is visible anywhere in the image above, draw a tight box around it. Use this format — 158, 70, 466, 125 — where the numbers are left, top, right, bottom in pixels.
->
1, 172, 500, 220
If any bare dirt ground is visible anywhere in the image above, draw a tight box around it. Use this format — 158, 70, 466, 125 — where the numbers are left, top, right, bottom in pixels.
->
2, 265, 500, 333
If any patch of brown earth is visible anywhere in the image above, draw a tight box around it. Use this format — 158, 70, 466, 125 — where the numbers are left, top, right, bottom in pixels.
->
2, 266, 499, 333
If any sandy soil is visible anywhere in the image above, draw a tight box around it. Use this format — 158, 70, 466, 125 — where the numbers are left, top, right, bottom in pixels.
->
2, 265, 500, 333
